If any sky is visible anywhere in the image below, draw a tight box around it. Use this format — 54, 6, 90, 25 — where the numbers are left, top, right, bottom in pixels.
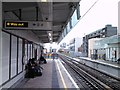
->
45, 0, 120, 50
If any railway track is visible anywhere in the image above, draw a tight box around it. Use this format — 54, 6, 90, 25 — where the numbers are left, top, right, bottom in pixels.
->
59, 54, 120, 90
61, 60, 99, 89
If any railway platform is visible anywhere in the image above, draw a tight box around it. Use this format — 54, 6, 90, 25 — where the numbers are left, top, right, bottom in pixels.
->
10, 58, 78, 89
77, 57, 120, 78
78, 57, 120, 67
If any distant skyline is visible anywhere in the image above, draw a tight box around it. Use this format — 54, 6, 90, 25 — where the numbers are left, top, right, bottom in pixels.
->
45, 0, 119, 50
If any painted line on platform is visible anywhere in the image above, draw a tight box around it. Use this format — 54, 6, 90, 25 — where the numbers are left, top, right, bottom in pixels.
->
58, 59, 79, 88
55, 60, 67, 90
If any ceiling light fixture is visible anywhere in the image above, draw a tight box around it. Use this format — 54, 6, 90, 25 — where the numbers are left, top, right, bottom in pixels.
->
41, 0, 47, 2
49, 33, 52, 36
50, 37, 52, 40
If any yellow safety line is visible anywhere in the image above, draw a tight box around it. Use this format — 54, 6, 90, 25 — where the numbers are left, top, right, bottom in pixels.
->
56, 60, 67, 90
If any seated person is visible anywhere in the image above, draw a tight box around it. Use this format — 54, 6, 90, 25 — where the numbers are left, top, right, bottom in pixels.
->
39, 55, 47, 64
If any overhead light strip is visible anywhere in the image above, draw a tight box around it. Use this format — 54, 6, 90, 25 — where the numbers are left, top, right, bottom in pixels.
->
40, 0, 48, 2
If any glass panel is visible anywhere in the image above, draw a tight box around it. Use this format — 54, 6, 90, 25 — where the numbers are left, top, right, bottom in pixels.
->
65, 27, 68, 34
64, 28, 67, 36
71, 9, 78, 27
69, 18, 72, 29
67, 22, 70, 32
2, 32, 10, 83
11, 35, 17, 78
62, 32, 64, 38
18, 38, 23, 73
76, 4, 80, 20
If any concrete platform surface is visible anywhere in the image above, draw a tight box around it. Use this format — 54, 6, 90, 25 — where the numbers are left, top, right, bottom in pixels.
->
14, 59, 78, 89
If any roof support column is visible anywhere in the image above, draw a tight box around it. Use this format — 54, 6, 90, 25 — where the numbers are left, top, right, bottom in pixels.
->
0, 1, 2, 88
118, 2, 120, 35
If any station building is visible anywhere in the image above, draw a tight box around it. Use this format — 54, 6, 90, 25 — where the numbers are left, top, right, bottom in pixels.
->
68, 37, 82, 57
89, 35, 120, 62
82, 24, 117, 57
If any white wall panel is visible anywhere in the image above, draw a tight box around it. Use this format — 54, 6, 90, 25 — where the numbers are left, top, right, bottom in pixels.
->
1, 72, 24, 88
34, 44, 38, 59
2, 32, 10, 83
37, 46, 41, 60
11, 36, 17, 77
18, 38, 22, 73
28, 44, 31, 60
31, 44, 33, 58
0, 1, 2, 86
25, 42, 28, 64
32, 44, 35, 59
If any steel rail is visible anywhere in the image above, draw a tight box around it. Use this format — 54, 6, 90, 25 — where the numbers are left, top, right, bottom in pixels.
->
59, 55, 113, 90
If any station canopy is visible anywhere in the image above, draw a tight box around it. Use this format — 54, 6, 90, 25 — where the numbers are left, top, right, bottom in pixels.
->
2, 1, 80, 43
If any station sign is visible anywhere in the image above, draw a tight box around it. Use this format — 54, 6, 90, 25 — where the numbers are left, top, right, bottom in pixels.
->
5, 21, 28, 27
4, 21, 52, 30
